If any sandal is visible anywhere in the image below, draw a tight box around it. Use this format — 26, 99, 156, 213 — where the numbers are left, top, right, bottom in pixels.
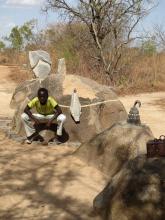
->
48, 138, 62, 145
25, 138, 32, 144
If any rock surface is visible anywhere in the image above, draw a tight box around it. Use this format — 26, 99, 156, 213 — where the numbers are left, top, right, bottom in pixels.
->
10, 60, 127, 143
75, 121, 154, 176
93, 155, 165, 220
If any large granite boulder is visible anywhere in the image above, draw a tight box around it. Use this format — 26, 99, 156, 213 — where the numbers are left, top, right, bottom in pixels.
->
10, 59, 127, 143
75, 121, 154, 176
93, 155, 165, 220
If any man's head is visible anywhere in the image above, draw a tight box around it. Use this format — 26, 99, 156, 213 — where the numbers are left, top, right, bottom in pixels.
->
38, 88, 48, 105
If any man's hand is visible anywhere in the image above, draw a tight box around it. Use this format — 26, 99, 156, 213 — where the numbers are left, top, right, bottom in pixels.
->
24, 105, 40, 125
33, 118, 40, 125
46, 120, 52, 128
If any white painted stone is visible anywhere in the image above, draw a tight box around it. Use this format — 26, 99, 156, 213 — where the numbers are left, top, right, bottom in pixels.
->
29, 50, 52, 79
29, 50, 51, 68
36, 50, 51, 65
29, 51, 39, 68
33, 60, 51, 80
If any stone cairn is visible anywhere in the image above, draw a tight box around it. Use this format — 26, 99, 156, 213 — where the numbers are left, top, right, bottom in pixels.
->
1, 50, 127, 145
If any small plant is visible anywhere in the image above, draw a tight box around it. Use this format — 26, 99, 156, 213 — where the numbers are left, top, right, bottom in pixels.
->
0, 41, 5, 51
141, 39, 157, 56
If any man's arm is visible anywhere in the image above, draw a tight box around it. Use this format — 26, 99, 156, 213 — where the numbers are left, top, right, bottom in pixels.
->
46, 105, 62, 127
24, 105, 39, 124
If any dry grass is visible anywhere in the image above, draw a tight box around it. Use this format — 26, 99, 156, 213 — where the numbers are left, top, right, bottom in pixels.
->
1, 49, 165, 95
115, 52, 165, 95
8, 65, 31, 83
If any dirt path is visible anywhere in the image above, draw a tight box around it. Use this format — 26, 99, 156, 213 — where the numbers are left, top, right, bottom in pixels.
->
0, 65, 164, 219
119, 92, 165, 138
0, 65, 106, 219
0, 135, 106, 220
0, 65, 17, 118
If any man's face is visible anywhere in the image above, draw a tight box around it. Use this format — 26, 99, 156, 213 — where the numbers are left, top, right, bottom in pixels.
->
38, 91, 48, 105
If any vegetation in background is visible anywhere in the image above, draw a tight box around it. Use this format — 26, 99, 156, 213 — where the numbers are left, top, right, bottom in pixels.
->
43, 0, 156, 82
0, 41, 5, 52
0, 1, 165, 95
141, 39, 157, 56
5, 19, 37, 51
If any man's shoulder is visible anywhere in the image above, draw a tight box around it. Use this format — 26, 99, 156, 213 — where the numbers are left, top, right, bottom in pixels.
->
48, 96, 56, 101
28, 97, 39, 108
48, 96, 58, 106
30, 97, 39, 102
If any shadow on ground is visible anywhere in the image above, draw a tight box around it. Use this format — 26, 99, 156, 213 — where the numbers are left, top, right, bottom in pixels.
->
0, 135, 105, 220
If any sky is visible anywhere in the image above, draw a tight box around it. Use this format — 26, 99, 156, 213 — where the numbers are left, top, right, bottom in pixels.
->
138, 0, 165, 33
0, 0, 165, 40
0, 0, 58, 39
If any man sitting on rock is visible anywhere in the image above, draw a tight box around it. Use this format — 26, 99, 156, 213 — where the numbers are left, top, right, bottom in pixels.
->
21, 87, 66, 144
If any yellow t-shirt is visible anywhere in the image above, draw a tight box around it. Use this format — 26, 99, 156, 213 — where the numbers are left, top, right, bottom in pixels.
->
28, 96, 58, 115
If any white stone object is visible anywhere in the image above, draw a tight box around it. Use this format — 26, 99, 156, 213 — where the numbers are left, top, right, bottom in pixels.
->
29, 50, 51, 69
33, 60, 51, 80
37, 50, 51, 65
29, 51, 39, 68
29, 50, 52, 80
70, 89, 82, 122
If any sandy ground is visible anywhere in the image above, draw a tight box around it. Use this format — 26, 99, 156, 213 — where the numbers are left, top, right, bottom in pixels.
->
0, 65, 106, 220
0, 65, 165, 219
0, 65, 17, 118
120, 92, 165, 138
0, 135, 106, 220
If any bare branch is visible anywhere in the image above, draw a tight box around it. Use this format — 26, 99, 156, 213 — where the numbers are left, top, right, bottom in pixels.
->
43, 0, 157, 80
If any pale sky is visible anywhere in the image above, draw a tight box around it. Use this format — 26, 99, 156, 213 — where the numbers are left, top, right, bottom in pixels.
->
138, 0, 165, 33
0, 0, 165, 40
0, 0, 58, 39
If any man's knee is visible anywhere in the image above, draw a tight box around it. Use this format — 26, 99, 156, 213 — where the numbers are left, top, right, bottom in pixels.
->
21, 113, 29, 121
57, 114, 66, 123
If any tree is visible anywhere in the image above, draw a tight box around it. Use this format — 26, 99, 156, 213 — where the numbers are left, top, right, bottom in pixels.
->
8, 26, 23, 51
19, 19, 37, 48
0, 40, 5, 51
6, 19, 37, 50
141, 38, 157, 55
43, 0, 156, 82
153, 24, 165, 52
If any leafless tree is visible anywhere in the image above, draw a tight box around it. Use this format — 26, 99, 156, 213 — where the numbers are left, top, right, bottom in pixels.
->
153, 24, 165, 51
43, 0, 157, 81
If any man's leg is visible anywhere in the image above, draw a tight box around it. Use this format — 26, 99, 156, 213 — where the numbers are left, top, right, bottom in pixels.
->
21, 113, 36, 138
56, 114, 66, 136
21, 113, 46, 142
44, 114, 66, 136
